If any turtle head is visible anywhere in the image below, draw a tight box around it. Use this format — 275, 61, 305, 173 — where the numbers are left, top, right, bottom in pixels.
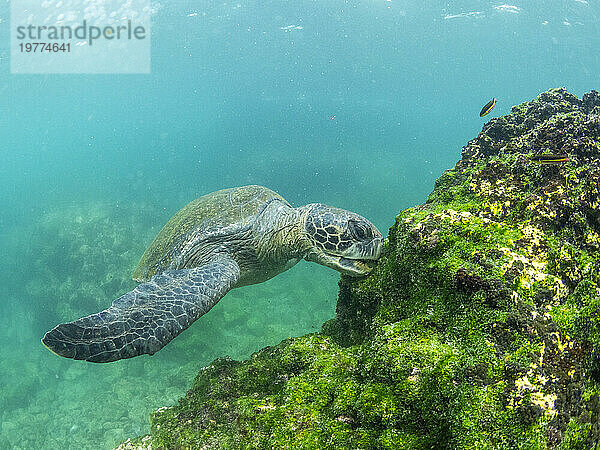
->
302, 204, 383, 277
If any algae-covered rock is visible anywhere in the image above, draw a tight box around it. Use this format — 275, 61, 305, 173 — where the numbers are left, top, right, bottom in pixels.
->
121, 88, 600, 448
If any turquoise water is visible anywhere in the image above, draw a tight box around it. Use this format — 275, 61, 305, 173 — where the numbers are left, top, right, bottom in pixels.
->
1, 0, 600, 447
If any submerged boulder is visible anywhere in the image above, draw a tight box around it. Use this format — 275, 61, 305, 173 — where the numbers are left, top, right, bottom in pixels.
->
120, 88, 600, 448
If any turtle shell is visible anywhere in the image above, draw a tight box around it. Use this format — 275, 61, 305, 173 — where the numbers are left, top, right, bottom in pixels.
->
132, 185, 288, 281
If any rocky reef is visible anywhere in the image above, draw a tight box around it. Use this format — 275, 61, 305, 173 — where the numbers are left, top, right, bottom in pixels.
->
121, 88, 600, 449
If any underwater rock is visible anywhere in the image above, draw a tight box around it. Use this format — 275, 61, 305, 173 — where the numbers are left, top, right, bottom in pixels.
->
120, 88, 600, 448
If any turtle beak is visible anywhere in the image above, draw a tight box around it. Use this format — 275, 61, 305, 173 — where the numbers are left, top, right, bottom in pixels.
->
305, 240, 381, 277
335, 256, 378, 276
355, 237, 383, 261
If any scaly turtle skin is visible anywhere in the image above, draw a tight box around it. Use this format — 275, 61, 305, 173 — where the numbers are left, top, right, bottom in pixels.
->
42, 185, 382, 363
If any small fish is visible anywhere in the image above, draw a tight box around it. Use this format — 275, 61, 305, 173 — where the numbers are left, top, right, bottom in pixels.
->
480, 98, 497, 117
530, 154, 570, 164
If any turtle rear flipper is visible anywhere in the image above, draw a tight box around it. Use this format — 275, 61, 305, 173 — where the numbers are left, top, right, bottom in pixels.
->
42, 258, 240, 363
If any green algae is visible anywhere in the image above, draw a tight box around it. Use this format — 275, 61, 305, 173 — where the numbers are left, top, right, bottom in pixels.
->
122, 88, 600, 449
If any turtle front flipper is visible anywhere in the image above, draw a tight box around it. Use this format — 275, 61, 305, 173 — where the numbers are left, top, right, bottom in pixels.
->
42, 258, 240, 363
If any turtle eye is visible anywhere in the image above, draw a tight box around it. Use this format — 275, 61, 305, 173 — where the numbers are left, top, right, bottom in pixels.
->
349, 220, 371, 240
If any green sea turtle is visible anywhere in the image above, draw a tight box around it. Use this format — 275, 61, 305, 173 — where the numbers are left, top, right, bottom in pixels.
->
42, 185, 382, 363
